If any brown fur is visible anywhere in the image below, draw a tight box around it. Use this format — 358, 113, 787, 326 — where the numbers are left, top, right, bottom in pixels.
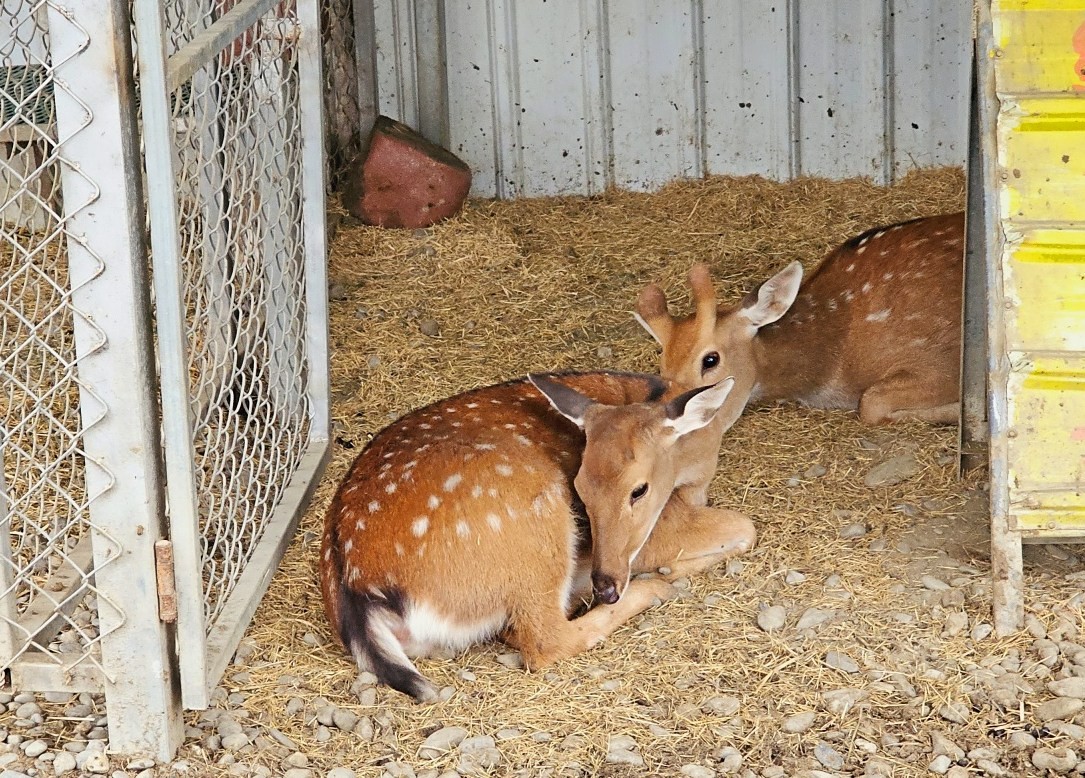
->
320, 371, 756, 699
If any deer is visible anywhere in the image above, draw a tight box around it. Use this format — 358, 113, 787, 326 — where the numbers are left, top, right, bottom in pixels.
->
634, 211, 964, 425
320, 370, 756, 702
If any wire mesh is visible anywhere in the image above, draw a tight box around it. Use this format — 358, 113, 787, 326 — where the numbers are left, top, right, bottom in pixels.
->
319, 0, 363, 188
161, 0, 314, 632
0, 1, 118, 682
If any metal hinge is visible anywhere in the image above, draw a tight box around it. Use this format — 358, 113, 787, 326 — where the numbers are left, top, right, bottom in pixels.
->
154, 540, 178, 624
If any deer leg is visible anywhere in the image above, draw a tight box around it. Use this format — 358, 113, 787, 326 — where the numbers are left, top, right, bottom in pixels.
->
634, 496, 756, 580
859, 374, 960, 425
509, 578, 675, 671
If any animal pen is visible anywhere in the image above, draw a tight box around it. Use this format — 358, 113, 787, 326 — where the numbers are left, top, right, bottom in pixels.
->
0, 0, 1083, 770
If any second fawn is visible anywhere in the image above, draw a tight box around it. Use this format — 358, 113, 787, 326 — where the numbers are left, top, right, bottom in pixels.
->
320, 371, 756, 701
635, 212, 964, 425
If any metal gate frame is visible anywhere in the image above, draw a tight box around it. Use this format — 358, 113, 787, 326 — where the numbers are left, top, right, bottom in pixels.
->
131, 0, 330, 709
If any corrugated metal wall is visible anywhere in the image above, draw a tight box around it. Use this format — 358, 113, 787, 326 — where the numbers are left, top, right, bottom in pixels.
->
369, 0, 972, 198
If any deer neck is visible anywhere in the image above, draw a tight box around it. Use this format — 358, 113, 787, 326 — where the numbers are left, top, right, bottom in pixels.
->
749, 292, 839, 404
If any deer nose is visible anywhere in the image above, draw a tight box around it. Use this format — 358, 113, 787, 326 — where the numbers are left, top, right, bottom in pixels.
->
592, 572, 620, 605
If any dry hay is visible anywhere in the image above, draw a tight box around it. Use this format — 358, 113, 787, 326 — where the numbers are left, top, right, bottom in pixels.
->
199, 168, 1081, 777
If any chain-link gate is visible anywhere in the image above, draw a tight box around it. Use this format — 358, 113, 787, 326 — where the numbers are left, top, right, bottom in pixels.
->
2, 0, 330, 758
131, 0, 329, 710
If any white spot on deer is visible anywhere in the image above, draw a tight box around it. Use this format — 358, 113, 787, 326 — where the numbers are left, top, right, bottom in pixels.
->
891, 224, 904, 232
879, 249, 889, 257
324, 548, 332, 561
419, 423, 432, 430
343, 538, 354, 554
844, 291, 855, 302
905, 313, 922, 321
427, 495, 440, 510
503, 423, 517, 430
911, 337, 928, 346
466, 402, 478, 409
471, 484, 483, 498
846, 263, 855, 272
451, 421, 462, 428
516, 435, 532, 446
495, 464, 513, 477
416, 543, 427, 558
443, 473, 462, 492
446, 406, 457, 413
827, 300, 838, 311
857, 245, 867, 255
475, 442, 496, 451
488, 488, 499, 498
866, 309, 891, 322
858, 236, 870, 247
412, 517, 429, 537
532, 493, 548, 515
490, 399, 502, 404
355, 518, 366, 531
486, 513, 502, 532
348, 565, 360, 584
368, 500, 380, 513
456, 520, 470, 538
394, 542, 405, 557
862, 282, 873, 293
874, 230, 886, 240
419, 443, 431, 452
883, 272, 894, 281
520, 421, 532, 429
383, 452, 394, 459
385, 482, 398, 494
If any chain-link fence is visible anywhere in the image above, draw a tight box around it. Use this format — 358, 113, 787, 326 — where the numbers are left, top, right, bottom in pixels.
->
1, 0, 116, 692
2, 0, 330, 757
135, 0, 330, 708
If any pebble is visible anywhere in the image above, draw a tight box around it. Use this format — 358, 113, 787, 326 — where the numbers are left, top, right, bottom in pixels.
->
702, 696, 740, 716
821, 688, 866, 716
326, 770, 355, 778
814, 742, 844, 770
804, 464, 828, 479
1035, 697, 1084, 720
839, 522, 867, 539
784, 570, 807, 585
22, 742, 46, 759
796, 608, 836, 632
971, 622, 994, 642
782, 711, 816, 734
938, 703, 970, 724
52, 752, 77, 776
931, 731, 965, 761
331, 709, 358, 732
419, 319, 440, 337
680, 765, 715, 778
864, 454, 919, 487
283, 770, 311, 778
419, 727, 469, 759
1048, 677, 1085, 699
1008, 731, 1036, 749
975, 759, 1005, 776
717, 747, 742, 773
825, 651, 859, 674
84, 751, 110, 774
495, 653, 523, 670
921, 575, 950, 591
1031, 748, 1078, 774
756, 605, 787, 632
943, 611, 969, 637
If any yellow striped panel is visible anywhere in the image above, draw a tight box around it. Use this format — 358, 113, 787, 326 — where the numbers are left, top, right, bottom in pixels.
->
1007, 357, 1085, 499
1001, 98, 1085, 222
1015, 507, 1085, 536
992, 2, 1085, 94
1005, 229, 1085, 351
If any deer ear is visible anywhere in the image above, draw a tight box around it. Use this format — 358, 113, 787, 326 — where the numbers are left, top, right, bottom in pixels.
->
740, 261, 803, 329
529, 374, 593, 429
634, 284, 674, 346
663, 378, 735, 437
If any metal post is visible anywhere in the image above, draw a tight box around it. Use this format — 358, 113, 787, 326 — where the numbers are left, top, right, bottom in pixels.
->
47, 0, 183, 758
959, 35, 990, 474
973, 0, 1023, 636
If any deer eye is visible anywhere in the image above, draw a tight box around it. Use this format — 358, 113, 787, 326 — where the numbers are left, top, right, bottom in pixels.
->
630, 483, 648, 504
701, 351, 721, 373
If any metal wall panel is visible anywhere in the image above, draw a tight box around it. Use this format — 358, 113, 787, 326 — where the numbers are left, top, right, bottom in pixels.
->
372, 0, 971, 198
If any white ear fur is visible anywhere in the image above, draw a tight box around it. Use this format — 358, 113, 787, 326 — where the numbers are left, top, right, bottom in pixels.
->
665, 378, 735, 437
632, 311, 663, 345
741, 261, 803, 329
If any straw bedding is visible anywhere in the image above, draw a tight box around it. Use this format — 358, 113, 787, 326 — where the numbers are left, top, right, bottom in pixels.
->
198, 168, 1081, 776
